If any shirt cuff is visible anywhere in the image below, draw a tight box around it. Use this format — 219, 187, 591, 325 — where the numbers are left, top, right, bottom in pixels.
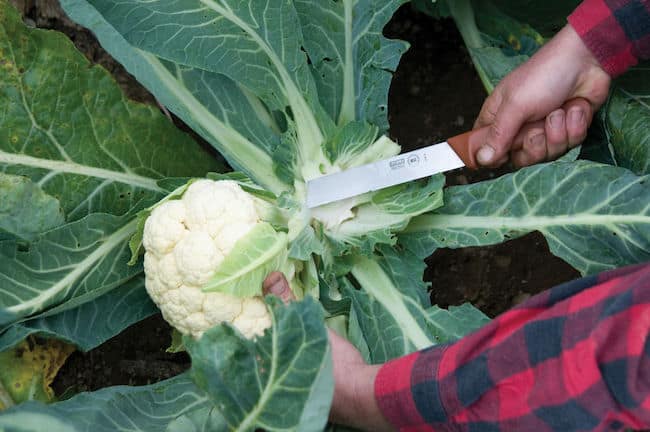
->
568, 0, 638, 77
374, 347, 450, 431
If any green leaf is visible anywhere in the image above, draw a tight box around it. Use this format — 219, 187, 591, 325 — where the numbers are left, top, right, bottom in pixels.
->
318, 276, 351, 317
0, 374, 211, 431
484, 0, 580, 36
0, 214, 140, 328
322, 175, 445, 255
0, 277, 157, 353
404, 161, 650, 275
348, 255, 435, 361
166, 407, 228, 432
57, 0, 287, 194
80, 0, 330, 180
185, 297, 333, 432
0, 2, 220, 221
294, 0, 409, 130
347, 252, 490, 363
207, 172, 278, 201
324, 121, 379, 166
603, 65, 650, 176
203, 223, 288, 298
376, 244, 430, 306
289, 226, 324, 260
323, 123, 400, 170
424, 303, 490, 342
0, 173, 64, 240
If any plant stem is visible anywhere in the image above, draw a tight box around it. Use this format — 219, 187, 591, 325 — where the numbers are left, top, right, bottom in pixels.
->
448, 0, 495, 93
0, 381, 14, 409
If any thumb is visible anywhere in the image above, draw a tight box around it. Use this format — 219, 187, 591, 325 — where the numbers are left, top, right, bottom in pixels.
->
262, 271, 295, 304
477, 99, 528, 167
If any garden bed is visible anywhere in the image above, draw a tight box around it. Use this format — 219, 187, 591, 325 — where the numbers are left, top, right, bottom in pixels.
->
6, 2, 582, 395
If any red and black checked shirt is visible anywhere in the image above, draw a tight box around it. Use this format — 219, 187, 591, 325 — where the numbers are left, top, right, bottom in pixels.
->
375, 262, 650, 431
569, 0, 650, 76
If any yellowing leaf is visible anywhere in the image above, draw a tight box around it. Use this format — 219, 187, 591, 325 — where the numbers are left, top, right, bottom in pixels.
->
0, 338, 75, 410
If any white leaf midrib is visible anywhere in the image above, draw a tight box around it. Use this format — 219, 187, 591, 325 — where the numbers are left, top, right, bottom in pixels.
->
411, 213, 650, 231
0, 150, 162, 192
4, 218, 137, 316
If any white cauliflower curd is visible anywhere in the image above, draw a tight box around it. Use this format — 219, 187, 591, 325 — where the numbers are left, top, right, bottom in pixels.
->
142, 179, 272, 339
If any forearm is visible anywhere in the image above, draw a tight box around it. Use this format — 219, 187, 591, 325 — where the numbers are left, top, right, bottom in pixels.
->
374, 263, 650, 431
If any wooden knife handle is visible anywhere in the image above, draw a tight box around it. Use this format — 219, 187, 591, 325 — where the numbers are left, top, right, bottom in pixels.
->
447, 126, 490, 170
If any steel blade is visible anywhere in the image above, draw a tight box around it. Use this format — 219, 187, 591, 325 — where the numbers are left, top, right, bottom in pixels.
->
306, 142, 464, 208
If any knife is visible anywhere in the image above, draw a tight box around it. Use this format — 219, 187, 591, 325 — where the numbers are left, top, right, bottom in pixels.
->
306, 127, 489, 208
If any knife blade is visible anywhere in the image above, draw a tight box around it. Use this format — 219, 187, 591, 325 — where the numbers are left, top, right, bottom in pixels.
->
306, 127, 488, 208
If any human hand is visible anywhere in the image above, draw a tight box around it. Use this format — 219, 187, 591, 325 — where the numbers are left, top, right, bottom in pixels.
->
474, 25, 611, 167
262, 272, 393, 431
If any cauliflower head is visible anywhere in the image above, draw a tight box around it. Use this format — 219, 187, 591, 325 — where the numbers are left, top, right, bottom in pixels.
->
142, 179, 272, 339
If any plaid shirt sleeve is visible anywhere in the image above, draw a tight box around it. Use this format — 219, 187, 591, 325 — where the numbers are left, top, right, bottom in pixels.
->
375, 262, 650, 432
568, 0, 650, 76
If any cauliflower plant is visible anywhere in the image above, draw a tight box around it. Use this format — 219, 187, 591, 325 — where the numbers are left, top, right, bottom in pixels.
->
142, 179, 276, 339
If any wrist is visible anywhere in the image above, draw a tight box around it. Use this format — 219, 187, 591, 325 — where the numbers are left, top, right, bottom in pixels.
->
331, 363, 393, 431
557, 24, 611, 105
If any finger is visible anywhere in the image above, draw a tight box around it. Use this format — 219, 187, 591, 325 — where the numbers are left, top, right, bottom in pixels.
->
474, 89, 503, 129
478, 98, 528, 167
564, 98, 592, 147
545, 109, 569, 160
262, 271, 295, 304
510, 120, 546, 167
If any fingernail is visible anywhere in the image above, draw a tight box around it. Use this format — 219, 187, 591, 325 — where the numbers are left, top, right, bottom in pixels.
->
568, 108, 584, 128
269, 281, 286, 296
549, 112, 563, 129
477, 146, 495, 165
530, 132, 545, 149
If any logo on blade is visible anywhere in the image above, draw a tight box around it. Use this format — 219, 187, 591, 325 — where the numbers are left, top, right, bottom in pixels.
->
389, 158, 405, 170
407, 154, 420, 167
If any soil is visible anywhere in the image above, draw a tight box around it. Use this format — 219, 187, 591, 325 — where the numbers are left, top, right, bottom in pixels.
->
14, 1, 580, 394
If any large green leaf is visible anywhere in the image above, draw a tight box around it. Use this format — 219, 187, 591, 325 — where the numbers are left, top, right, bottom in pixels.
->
0, 2, 219, 221
186, 297, 333, 431
58, 0, 288, 193
0, 374, 210, 431
0, 276, 157, 352
81, 0, 330, 179
294, 0, 408, 130
403, 161, 650, 275
0, 0, 222, 337
0, 173, 64, 240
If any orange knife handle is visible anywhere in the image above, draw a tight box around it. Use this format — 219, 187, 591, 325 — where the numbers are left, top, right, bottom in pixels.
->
447, 127, 490, 170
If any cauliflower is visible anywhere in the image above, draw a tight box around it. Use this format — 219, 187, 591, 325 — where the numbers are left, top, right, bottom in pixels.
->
142, 179, 273, 339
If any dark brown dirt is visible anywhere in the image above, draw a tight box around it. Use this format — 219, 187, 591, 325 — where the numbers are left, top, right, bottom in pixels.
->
54, 316, 190, 395
14, 1, 581, 394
